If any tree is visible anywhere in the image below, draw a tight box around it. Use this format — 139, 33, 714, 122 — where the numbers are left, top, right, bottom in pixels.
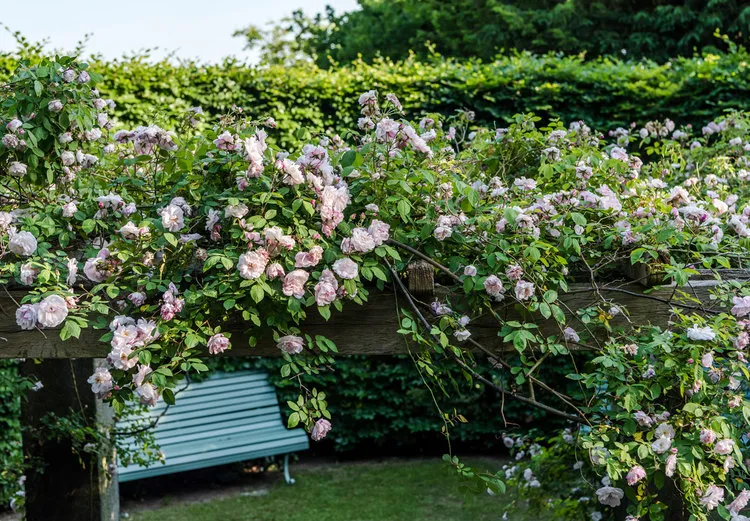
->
241, 0, 750, 66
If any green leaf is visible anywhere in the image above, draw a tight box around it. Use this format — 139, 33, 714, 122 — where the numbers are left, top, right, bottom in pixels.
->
81, 219, 96, 233
251, 284, 264, 303
60, 320, 81, 341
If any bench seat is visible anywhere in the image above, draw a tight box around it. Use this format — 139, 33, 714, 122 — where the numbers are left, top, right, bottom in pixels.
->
117, 371, 309, 483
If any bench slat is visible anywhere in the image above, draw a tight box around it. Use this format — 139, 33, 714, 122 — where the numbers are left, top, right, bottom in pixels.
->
116, 371, 309, 482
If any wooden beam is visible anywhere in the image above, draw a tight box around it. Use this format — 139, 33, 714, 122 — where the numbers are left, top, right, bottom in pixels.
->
21, 358, 118, 521
0, 278, 728, 359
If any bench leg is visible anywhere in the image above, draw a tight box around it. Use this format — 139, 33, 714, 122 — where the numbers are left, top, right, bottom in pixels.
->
283, 454, 295, 485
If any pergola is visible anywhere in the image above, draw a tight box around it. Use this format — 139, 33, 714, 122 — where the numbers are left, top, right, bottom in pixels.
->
2, 270, 736, 521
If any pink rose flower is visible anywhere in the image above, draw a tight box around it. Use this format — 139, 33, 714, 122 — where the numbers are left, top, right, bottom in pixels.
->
238, 249, 269, 279
16, 303, 38, 330
265, 263, 285, 280
625, 465, 646, 486
333, 258, 358, 279
277, 335, 304, 355
514, 280, 535, 301
36, 295, 69, 328
484, 275, 505, 299
295, 246, 324, 268
311, 418, 332, 441
207, 333, 231, 355
283, 270, 310, 298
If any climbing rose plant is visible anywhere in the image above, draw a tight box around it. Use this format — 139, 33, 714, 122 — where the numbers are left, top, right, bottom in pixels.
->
3, 56, 750, 521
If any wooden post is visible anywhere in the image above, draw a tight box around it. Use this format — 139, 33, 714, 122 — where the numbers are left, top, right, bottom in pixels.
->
21, 358, 118, 521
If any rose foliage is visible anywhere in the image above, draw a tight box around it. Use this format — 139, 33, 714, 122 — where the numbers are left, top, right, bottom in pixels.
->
3, 55, 750, 520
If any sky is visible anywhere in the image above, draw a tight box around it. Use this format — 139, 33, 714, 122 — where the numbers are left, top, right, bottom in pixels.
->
0, 0, 359, 63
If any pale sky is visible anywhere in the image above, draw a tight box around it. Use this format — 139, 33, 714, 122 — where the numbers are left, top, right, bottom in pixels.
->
0, 0, 359, 63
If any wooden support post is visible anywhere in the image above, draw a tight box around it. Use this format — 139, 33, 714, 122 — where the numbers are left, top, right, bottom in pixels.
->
21, 358, 118, 521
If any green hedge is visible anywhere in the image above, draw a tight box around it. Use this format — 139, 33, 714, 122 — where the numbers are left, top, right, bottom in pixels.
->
207, 356, 576, 454
0, 361, 24, 508
3, 48, 749, 147
55, 48, 750, 147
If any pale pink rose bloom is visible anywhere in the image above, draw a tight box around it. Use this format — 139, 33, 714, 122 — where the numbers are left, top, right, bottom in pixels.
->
375, 118, 400, 142
728, 490, 750, 515
595, 486, 624, 507
61, 201, 78, 218
37, 295, 68, 328
277, 335, 304, 355
135, 383, 159, 406
625, 465, 646, 486
665, 449, 678, 477
564, 327, 580, 343
264, 227, 296, 254
283, 270, 310, 298
514, 280, 535, 301
135, 319, 159, 344
633, 411, 653, 427
434, 226, 452, 241
238, 249, 269, 279
20, 263, 38, 285
111, 325, 139, 349
714, 439, 734, 455
276, 157, 304, 185
687, 326, 715, 341
295, 246, 324, 268
16, 304, 38, 330
265, 263, 285, 280
350, 228, 376, 253
244, 130, 267, 178
311, 418, 332, 441
731, 296, 750, 317
207, 333, 231, 355
700, 485, 724, 510
700, 429, 717, 444
9, 161, 27, 176
48, 99, 64, 112
315, 281, 337, 307
8, 230, 37, 256
464, 265, 477, 277
367, 220, 390, 246
484, 275, 505, 299
224, 203, 248, 219
66, 258, 78, 286
161, 204, 185, 232
651, 436, 672, 454
132, 364, 152, 387
128, 292, 146, 306
61, 150, 75, 166
506, 264, 523, 281
87, 367, 113, 396
84, 256, 108, 282
108, 345, 137, 370
333, 258, 358, 279
318, 184, 350, 236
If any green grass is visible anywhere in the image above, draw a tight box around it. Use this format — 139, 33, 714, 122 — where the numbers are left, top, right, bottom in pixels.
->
126, 458, 529, 521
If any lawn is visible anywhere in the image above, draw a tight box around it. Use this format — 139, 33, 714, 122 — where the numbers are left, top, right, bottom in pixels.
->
124, 458, 530, 521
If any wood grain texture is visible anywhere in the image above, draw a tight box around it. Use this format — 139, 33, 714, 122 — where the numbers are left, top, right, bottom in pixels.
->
21, 358, 118, 521
0, 277, 731, 359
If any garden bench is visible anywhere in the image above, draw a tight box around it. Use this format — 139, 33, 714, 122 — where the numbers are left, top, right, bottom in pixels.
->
116, 371, 309, 484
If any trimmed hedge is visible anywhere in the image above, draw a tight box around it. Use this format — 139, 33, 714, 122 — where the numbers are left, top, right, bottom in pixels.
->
77, 49, 750, 146
3, 49, 748, 147
207, 356, 577, 454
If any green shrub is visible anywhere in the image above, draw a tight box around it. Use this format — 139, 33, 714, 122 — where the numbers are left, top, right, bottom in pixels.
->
2, 47, 748, 149
0, 361, 25, 509
207, 356, 579, 454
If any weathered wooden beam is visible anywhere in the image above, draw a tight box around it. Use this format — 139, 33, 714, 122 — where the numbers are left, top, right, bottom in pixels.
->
21, 358, 118, 521
0, 278, 729, 359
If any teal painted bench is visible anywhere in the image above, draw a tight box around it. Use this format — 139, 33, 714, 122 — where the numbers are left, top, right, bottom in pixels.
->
116, 371, 309, 483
